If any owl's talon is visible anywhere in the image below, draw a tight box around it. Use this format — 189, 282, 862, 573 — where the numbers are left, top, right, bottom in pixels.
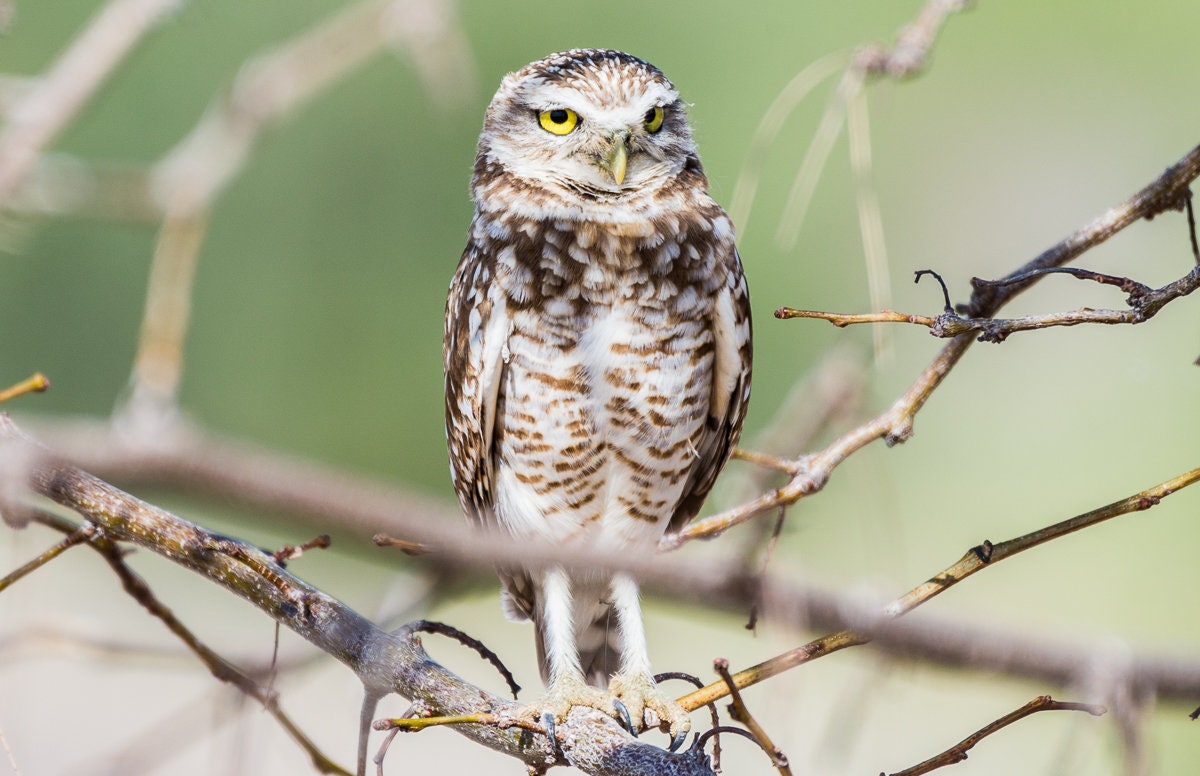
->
609, 671, 692, 741
668, 731, 688, 753
541, 712, 559, 754
612, 698, 636, 736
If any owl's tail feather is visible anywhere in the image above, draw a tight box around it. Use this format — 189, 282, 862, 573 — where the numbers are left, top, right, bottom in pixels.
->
534, 604, 620, 688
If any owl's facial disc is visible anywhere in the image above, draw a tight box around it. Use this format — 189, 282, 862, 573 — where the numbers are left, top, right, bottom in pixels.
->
474, 50, 706, 219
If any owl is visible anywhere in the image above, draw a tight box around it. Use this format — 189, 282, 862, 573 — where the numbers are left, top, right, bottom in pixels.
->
444, 49, 752, 748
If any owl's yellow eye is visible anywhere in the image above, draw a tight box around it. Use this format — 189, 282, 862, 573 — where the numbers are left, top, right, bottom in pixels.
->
644, 106, 664, 134
538, 108, 579, 135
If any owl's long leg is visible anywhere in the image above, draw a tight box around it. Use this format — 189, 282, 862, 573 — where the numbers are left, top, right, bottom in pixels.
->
540, 566, 582, 684
523, 567, 612, 726
607, 573, 692, 739
520, 569, 691, 743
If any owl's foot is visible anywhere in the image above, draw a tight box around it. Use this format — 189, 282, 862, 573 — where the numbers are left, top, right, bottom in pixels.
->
609, 670, 692, 742
511, 673, 690, 750
508, 673, 613, 745
540, 674, 615, 724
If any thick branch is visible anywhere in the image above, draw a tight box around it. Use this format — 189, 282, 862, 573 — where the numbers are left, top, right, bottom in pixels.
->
0, 416, 712, 776
7, 416, 1200, 733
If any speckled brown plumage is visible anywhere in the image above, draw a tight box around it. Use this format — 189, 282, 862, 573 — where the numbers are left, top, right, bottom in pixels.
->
443, 49, 751, 739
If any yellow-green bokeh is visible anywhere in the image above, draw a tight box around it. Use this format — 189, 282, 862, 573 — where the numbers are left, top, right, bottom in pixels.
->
2, 1, 1199, 773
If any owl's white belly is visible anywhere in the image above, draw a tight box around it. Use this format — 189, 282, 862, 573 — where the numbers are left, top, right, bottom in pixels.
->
493, 298, 713, 552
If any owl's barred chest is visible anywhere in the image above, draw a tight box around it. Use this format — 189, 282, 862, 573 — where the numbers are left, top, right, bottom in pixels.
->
488, 219, 724, 545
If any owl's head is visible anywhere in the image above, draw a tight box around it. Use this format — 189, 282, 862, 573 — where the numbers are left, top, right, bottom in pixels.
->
472, 49, 706, 221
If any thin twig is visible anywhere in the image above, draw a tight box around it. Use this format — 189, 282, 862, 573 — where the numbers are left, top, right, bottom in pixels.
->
405, 620, 521, 699
375, 712, 547, 736
373, 726, 401, 776
0, 523, 94, 593
847, 81, 893, 358
26, 510, 352, 776
885, 695, 1106, 776
676, 466, 1200, 711
913, 269, 954, 311
656, 672, 723, 767
271, 534, 333, 565
373, 534, 431, 555
745, 506, 787, 632
730, 448, 800, 474
122, 208, 209, 421
972, 265, 1152, 296
671, 142, 1200, 547
0, 722, 20, 776
778, 261, 1200, 344
774, 308, 936, 328
0, 374, 49, 405
714, 658, 791, 775
1185, 190, 1198, 262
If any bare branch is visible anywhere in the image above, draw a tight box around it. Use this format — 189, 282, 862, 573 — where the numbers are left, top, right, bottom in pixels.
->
0, 0, 182, 207
0, 416, 715, 776
672, 142, 1200, 546
4, 155, 159, 222
25, 415, 461, 540
150, 0, 471, 221
885, 695, 1106, 776
375, 711, 545, 735
855, 0, 970, 79
676, 466, 1200, 711
125, 0, 473, 417
780, 260, 1200, 344
9, 415, 1200, 740
27, 510, 351, 775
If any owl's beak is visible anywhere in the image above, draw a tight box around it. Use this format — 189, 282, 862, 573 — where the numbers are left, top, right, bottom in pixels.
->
599, 129, 630, 185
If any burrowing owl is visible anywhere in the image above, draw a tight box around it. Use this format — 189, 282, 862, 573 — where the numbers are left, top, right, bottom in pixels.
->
444, 49, 752, 746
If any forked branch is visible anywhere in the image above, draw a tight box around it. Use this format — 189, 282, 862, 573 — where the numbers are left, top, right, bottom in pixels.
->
670, 142, 1200, 547
777, 259, 1200, 343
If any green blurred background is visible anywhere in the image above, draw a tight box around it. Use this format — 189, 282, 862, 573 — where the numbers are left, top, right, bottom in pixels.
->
2, 1, 1199, 774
